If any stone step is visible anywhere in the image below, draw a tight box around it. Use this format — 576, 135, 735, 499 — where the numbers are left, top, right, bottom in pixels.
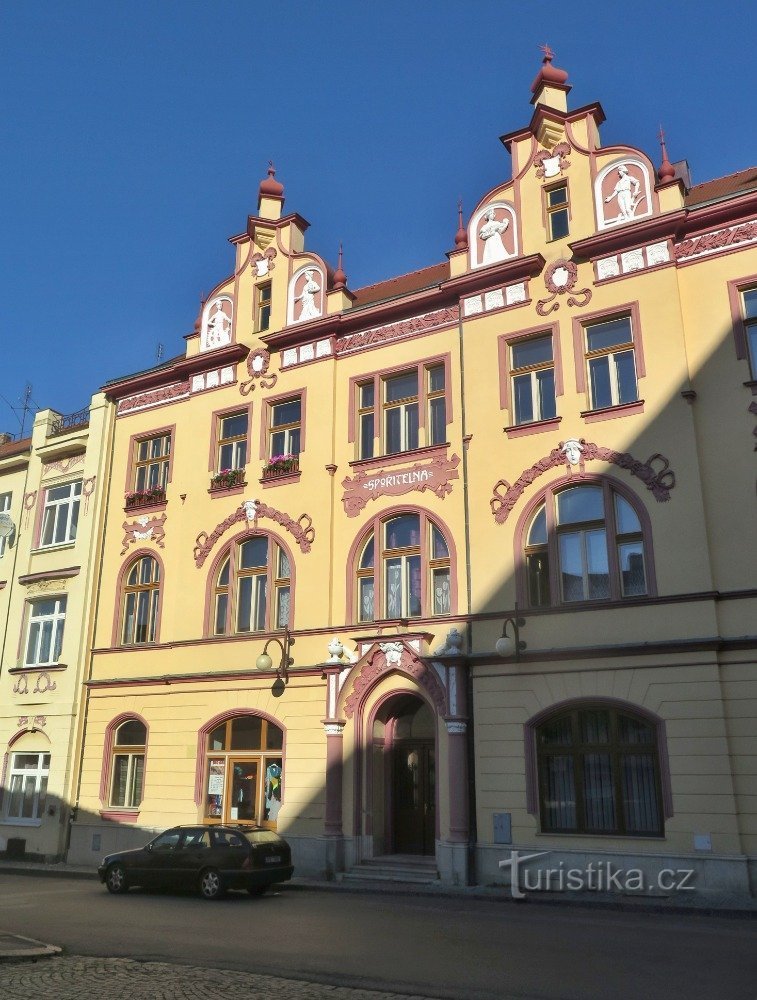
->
339, 863, 440, 884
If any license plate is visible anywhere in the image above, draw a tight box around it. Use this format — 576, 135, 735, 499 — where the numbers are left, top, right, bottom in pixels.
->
264, 855, 282, 864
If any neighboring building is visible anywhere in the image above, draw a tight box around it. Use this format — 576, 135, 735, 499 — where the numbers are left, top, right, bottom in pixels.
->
67, 54, 756, 897
0, 399, 112, 860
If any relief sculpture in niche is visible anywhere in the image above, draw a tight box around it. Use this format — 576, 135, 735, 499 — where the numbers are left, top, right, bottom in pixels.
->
597, 160, 651, 229
479, 208, 510, 266
490, 439, 676, 523
294, 269, 322, 323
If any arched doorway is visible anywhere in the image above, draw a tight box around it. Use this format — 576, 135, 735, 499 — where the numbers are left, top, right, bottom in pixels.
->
372, 694, 436, 856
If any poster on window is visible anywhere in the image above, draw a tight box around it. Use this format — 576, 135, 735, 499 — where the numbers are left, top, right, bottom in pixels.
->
206, 759, 224, 817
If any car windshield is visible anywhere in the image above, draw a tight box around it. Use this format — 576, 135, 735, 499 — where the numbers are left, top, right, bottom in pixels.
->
242, 829, 282, 845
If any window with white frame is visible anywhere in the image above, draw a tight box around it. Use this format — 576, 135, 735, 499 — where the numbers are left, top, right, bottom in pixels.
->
217, 412, 248, 472
40, 481, 81, 547
212, 535, 291, 635
743, 288, 757, 377
269, 398, 301, 458
356, 361, 448, 460
584, 316, 638, 410
523, 483, 648, 608
0, 492, 12, 557
109, 719, 146, 809
5, 752, 50, 821
24, 596, 67, 666
355, 512, 451, 622
511, 335, 557, 425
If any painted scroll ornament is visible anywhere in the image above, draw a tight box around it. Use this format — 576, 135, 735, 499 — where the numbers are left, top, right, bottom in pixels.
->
341, 453, 460, 517
193, 502, 315, 566
120, 513, 167, 555
536, 260, 592, 316
490, 440, 676, 523
240, 348, 277, 395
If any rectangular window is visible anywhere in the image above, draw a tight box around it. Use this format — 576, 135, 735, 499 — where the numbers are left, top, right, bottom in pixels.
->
511, 334, 556, 425
40, 481, 81, 547
134, 433, 171, 492
110, 753, 145, 808
269, 398, 301, 457
217, 412, 248, 471
0, 491, 12, 557
257, 282, 272, 332
5, 752, 50, 821
25, 596, 67, 666
427, 365, 447, 445
585, 316, 638, 410
384, 371, 419, 455
546, 183, 570, 240
357, 382, 375, 460
744, 288, 757, 377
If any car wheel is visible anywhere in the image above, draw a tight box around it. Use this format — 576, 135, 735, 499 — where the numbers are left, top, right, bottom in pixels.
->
247, 885, 268, 896
105, 864, 128, 894
199, 867, 224, 900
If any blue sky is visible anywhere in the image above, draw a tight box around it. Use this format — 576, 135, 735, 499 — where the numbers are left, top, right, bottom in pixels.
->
1, 0, 754, 429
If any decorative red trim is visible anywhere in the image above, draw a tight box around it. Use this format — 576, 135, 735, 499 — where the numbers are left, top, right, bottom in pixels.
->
104, 344, 248, 400
208, 483, 247, 498
17, 567, 80, 586
523, 697, 673, 820
194, 502, 314, 567
260, 471, 302, 488
98, 712, 150, 807
110, 548, 166, 648
349, 443, 449, 472
342, 453, 460, 517
193, 708, 287, 808
581, 400, 645, 423
570, 210, 685, 260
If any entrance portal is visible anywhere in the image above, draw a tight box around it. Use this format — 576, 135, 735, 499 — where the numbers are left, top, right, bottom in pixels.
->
372, 694, 436, 857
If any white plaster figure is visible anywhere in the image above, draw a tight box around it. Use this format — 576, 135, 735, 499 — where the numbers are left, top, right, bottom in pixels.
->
241, 499, 259, 522
327, 638, 345, 663
206, 301, 232, 347
479, 208, 510, 265
561, 439, 584, 466
605, 164, 642, 222
296, 269, 321, 322
379, 641, 404, 667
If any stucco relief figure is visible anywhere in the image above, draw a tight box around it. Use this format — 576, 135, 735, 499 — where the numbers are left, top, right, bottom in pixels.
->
479, 208, 510, 265
206, 301, 232, 347
296, 270, 321, 322
605, 165, 642, 223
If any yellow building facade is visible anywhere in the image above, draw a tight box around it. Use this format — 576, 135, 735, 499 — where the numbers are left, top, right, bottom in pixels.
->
0, 397, 112, 860
66, 55, 757, 896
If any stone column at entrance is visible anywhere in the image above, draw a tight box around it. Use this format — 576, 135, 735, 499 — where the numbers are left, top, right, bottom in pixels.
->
323, 722, 345, 836
445, 719, 469, 842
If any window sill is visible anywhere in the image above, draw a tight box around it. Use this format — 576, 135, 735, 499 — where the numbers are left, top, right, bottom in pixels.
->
208, 482, 248, 498
349, 443, 449, 472
580, 399, 644, 423
123, 500, 167, 516
744, 379, 757, 395
504, 417, 562, 439
1, 817, 43, 828
259, 471, 301, 488
99, 809, 140, 823
9, 663, 67, 674
31, 542, 76, 555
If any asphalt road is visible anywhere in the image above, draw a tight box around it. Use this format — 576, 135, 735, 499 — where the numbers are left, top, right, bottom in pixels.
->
1, 875, 755, 1000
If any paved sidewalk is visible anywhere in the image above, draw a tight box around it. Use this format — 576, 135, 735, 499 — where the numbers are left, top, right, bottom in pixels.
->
0, 955, 450, 1000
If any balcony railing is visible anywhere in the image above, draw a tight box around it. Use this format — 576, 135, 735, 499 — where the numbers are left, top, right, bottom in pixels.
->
50, 407, 90, 437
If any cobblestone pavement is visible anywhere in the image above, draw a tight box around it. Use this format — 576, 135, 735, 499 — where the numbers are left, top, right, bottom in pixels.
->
0, 956, 446, 1000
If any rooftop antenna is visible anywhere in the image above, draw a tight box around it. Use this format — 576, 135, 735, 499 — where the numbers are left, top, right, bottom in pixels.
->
156, 342, 165, 365
19, 383, 34, 438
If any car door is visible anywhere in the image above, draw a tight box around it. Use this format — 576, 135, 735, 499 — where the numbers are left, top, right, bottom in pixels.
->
142, 828, 182, 887
172, 829, 212, 889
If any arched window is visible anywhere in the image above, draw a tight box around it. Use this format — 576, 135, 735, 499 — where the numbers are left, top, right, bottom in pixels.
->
121, 555, 161, 645
212, 534, 291, 635
522, 481, 652, 608
109, 719, 146, 809
202, 714, 284, 828
354, 512, 452, 623
535, 704, 664, 836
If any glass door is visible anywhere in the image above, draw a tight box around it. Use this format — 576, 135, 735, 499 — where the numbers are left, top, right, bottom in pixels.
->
227, 759, 258, 823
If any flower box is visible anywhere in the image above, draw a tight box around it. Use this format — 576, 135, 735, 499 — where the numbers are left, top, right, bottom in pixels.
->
262, 455, 299, 480
125, 489, 166, 511
210, 468, 246, 491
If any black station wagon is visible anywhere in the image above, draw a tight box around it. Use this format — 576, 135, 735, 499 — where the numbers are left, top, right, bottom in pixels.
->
98, 825, 294, 899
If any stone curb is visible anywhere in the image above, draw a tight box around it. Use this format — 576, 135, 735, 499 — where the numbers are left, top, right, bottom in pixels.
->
0, 933, 61, 961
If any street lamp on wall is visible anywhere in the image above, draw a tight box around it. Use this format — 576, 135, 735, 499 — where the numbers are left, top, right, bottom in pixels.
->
495, 604, 527, 661
255, 627, 295, 683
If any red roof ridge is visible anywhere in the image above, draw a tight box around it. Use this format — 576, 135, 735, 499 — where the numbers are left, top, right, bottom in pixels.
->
352, 261, 450, 308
